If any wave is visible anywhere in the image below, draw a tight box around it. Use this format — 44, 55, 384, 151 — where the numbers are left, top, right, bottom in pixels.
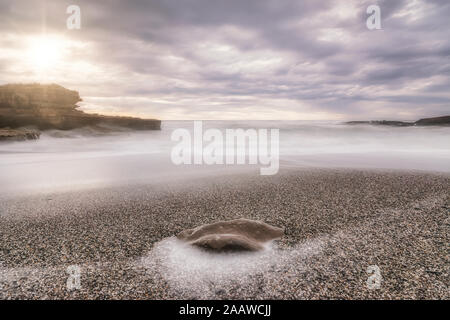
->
0, 120, 449, 195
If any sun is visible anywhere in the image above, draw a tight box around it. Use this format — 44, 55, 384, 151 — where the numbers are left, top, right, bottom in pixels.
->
26, 35, 68, 70
22, 34, 93, 81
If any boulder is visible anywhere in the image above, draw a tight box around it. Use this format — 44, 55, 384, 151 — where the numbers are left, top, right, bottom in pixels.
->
177, 218, 284, 252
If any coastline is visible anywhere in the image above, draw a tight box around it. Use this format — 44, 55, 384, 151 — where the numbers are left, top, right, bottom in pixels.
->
1, 168, 448, 299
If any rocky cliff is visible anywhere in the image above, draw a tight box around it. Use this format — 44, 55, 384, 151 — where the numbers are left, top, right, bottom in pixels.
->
0, 84, 161, 131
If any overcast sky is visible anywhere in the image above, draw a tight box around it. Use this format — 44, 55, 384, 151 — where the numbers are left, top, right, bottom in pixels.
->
0, 0, 449, 120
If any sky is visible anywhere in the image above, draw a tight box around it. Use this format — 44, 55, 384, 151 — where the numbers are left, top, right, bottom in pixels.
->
0, 0, 449, 120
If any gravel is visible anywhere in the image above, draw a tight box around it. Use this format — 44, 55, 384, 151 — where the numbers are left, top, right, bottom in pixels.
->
0, 168, 448, 299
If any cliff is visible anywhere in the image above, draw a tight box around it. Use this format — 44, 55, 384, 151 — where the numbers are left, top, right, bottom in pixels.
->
0, 84, 161, 131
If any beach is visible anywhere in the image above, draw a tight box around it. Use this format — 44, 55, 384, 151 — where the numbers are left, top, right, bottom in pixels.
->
2, 0, 450, 304
1, 168, 448, 299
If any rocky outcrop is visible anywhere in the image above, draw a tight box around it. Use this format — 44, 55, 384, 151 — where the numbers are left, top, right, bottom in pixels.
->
346, 120, 413, 126
0, 128, 41, 141
415, 115, 450, 126
177, 218, 284, 252
0, 84, 161, 131
346, 115, 450, 127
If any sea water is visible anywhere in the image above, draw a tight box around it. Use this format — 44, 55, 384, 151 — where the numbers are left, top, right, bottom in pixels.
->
0, 120, 449, 195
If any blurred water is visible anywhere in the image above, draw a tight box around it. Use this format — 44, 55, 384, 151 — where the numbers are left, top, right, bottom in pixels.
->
0, 120, 449, 195
139, 236, 325, 299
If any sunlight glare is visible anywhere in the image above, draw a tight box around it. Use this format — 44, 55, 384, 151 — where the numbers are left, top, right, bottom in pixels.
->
26, 35, 67, 70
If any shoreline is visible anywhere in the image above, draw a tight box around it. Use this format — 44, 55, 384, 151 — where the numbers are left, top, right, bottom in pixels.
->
0, 168, 449, 299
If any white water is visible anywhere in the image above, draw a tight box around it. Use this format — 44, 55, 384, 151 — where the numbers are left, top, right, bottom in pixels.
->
139, 236, 325, 299
0, 120, 449, 195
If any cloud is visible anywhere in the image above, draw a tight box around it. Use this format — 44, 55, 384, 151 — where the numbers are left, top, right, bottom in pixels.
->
0, 0, 449, 120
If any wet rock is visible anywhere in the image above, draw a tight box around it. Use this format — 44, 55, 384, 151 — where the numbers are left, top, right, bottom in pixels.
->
177, 218, 284, 252
0, 128, 40, 141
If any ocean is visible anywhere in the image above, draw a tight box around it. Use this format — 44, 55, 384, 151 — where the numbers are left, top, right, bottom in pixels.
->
1, 120, 449, 195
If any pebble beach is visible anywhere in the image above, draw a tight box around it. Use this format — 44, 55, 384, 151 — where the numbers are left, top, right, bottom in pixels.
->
0, 168, 449, 299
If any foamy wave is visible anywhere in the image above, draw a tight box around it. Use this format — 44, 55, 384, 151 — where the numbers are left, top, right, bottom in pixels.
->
139, 236, 326, 298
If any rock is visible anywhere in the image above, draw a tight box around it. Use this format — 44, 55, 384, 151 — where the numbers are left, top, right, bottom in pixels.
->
0, 128, 41, 141
414, 116, 450, 126
177, 218, 284, 252
345, 120, 413, 126
345, 115, 450, 127
0, 83, 161, 131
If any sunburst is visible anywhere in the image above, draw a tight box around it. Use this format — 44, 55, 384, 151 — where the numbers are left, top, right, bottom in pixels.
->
26, 35, 68, 71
